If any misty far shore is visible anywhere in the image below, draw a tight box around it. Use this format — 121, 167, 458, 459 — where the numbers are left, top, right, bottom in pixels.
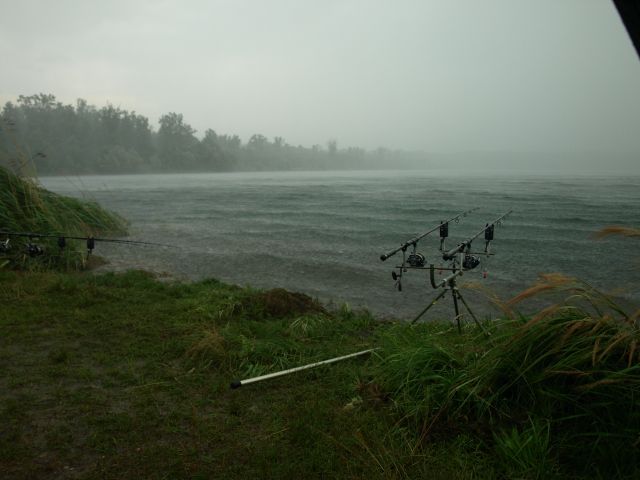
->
1, 94, 429, 175
2, 94, 638, 177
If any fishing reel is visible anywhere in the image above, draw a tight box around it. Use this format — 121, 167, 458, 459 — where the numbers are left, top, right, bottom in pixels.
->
1, 237, 49, 257
391, 246, 427, 291
390, 251, 427, 291
462, 254, 480, 270
26, 242, 44, 257
406, 252, 425, 268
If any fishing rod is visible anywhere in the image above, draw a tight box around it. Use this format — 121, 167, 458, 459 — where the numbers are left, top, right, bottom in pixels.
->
380, 208, 478, 291
441, 210, 513, 261
381, 209, 513, 332
409, 210, 513, 332
380, 207, 477, 262
0, 230, 172, 247
0, 229, 175, 256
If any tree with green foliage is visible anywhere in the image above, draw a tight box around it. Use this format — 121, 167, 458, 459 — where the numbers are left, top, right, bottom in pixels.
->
1, 93, 427, 175
156, 112, 199, 171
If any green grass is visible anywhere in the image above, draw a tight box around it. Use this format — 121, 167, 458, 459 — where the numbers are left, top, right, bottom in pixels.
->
0, 270, 501, 479
2, 268, 638, 478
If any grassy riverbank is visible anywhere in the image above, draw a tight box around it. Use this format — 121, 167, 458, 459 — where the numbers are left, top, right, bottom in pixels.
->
1, 269, 638, 479
0, 269, 497, 479
2, 167, 638, 478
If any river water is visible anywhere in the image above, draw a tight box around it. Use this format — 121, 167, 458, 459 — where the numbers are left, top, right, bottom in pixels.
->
41, 171, 640, 320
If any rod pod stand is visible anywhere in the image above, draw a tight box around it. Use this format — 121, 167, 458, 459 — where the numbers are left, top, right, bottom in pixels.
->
410, 264, 488, 335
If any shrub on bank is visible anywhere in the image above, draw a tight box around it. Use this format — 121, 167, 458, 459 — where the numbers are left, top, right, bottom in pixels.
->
0, 166, 126, 269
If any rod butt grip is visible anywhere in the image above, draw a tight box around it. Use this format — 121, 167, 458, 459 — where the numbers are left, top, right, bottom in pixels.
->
230, 380, 242, 389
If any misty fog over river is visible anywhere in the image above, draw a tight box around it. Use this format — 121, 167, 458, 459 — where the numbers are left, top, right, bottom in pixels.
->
41, 170, 640, 320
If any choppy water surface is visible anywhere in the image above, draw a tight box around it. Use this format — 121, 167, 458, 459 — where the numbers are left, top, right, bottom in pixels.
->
41, 171, 640, 320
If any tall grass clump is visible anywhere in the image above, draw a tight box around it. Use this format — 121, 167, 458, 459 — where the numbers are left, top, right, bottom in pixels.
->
493, 418, 555, 479
374, 323, 479, 433
482, 275, 640, 476
0, 165, 126, 269
376, 272, 640, 477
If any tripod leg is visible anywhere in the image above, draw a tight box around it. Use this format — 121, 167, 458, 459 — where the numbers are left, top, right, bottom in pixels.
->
456, 290, 490, 336
452, 288, 462, 333
411, 288, 448, 325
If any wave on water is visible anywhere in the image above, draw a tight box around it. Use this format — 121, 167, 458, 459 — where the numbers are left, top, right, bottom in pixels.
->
41, 171, 640, 319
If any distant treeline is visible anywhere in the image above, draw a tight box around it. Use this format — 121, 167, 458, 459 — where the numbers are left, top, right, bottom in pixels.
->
0, 94, 429, 175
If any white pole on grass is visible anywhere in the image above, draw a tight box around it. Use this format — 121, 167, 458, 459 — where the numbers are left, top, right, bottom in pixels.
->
230, 348, 376, 389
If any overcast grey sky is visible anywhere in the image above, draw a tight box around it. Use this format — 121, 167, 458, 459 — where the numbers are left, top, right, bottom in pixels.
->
1, 0, 639, 156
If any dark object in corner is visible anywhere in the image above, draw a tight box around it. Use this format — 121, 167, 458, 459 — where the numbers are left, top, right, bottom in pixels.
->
613, 0, 640, 59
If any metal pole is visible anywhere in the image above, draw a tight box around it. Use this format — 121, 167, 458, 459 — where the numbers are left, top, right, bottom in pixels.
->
410, 288, 448, 324
432, 269, 463, 289
230, 349, 376, 389
452, 286, 462, 333
456, 289, 489, 336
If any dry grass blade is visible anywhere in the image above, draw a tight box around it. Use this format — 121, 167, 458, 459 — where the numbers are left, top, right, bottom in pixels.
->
598, 331, 632, 364
506, 273, 575, 307
463, 281, 514, 318
546, 369, 588, 377
592, 337, 601, 367
527, 304, 562, 326
560, 319, 591, 345
593, 226, 640, 239
629, 340, 637, 368
577, 378, 626, 391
